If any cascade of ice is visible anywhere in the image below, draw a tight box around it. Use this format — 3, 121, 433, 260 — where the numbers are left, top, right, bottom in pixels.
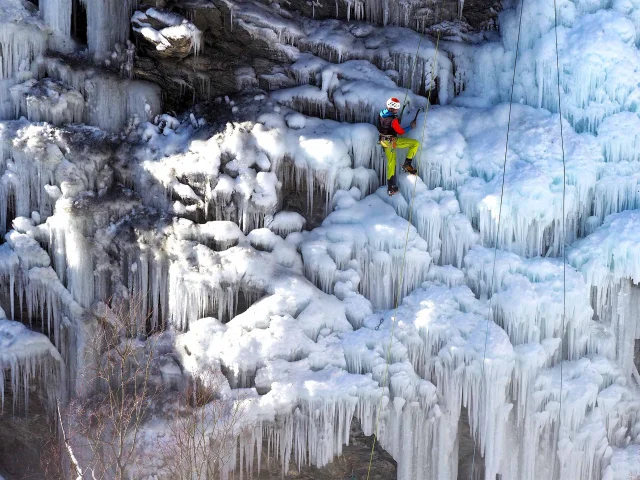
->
569, 210, 640, 377
411, 103, 608, 257
381, 174, 478, 267
1, 224, 89, 398
0, 22, 47, 119
0, 317, 65, 414
450, 0, 640, 134
10, 78, 85, 126
80, 0, 136, 57
465, 246, 595, 360
340, 324, 458, 480
45, 193, 141, 309
40, 0, 72, 37
47, 201, 95, 310
301, 193, 432, 309
0, 122, 64, 234
523, 356, 640, 480
597, 112, 640, 163
4, 0, 640, 478
0, 243, 19, 320
256, 111, 380, 215
95, 212, 308, 332
4, 228, 71, 348
85, 75, 161, 132
382, 282, 515, 479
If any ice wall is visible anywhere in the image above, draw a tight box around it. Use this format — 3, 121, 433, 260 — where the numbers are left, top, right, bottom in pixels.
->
0, 3, 47, 119
84, 76, 161, 132
449, 0, 640, 134
80, 0, 136, 57
223, 0, 453, 102
1, 2, 161, 131
301, 191, 432, 309
0, 315, 64, 414
40, 0, 72, 37
1, 0, 640, 478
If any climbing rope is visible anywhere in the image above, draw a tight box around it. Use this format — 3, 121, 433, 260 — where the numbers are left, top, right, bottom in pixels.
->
398, 34, 425, 121
366, 30, 441, 480
552, 0, 567, 476
469, 0, 525, 477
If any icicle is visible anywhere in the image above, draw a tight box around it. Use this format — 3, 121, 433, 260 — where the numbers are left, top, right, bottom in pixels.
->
0, 319, 65, 415
301, 194, 431, 309
0, 243, 19, 320
10, 78, 85, 126
80, 0, 137, 57
84, 75, 161, 132
40, 0, 73, 37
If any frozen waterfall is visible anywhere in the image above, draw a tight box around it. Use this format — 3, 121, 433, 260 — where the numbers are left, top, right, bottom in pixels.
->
2, 0, 640, 478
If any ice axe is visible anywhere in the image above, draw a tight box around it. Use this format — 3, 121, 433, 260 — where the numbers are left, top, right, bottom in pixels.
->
399, 99, 410, 120
412, 107, 423, 124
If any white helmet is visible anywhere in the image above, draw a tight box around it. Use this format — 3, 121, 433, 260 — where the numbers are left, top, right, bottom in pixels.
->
386, 97, 401, 110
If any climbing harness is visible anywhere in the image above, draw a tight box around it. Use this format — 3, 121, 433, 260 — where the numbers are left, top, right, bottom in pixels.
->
376, 32, 424, 149
469, 0, 525, 477
378, 135, 396, 149
366, 29, 441, 480
377, 108, 422, 148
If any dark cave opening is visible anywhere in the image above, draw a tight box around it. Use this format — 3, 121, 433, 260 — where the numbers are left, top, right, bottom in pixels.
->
71, 0, 88, 46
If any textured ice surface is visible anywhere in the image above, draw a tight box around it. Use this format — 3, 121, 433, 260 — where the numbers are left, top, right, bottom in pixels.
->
301, 192, 432, 309
1, 0, 640, 478
0, 317, 64, 413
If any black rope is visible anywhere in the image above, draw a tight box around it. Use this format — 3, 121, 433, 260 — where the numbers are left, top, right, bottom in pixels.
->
552, 0, 567, 477
469, 0, 525, 478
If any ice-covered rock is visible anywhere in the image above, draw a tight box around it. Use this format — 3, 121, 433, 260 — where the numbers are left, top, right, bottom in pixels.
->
132, 8, 203, 59
2, 0, 640, 478
267, 210, 306, 237
10, 78, 84, 126
301, 192, 432, 309
0, 317, 64, 413
0, 0, 47, 119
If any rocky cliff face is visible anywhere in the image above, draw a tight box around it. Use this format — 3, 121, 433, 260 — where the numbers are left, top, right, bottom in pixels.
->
265, 0, 501, 30
132, 0, 502, 112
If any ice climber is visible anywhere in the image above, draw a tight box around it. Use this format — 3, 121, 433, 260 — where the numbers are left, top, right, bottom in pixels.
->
378, 97, 419, 196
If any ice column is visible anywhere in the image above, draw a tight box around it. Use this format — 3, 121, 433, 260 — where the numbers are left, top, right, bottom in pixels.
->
80, 0, 136, 57
0, 24, 47, 119
40, 0, 73, 37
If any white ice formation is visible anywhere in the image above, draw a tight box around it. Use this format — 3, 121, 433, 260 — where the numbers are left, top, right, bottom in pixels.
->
2, 0, 640, 479
0, 309, 64, 414
1, 0, 161, 131
132, 8, 203, 57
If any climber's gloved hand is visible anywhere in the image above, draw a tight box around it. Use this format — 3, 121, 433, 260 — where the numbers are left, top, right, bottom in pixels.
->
410, 120, 417, 129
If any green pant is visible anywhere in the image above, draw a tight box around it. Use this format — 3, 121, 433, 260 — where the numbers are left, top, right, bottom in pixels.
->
382, 137, 420, 180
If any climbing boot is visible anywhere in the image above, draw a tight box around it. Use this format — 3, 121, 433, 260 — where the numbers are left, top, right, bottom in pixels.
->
402, 159, 417, 175
387, 176, 399, 196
